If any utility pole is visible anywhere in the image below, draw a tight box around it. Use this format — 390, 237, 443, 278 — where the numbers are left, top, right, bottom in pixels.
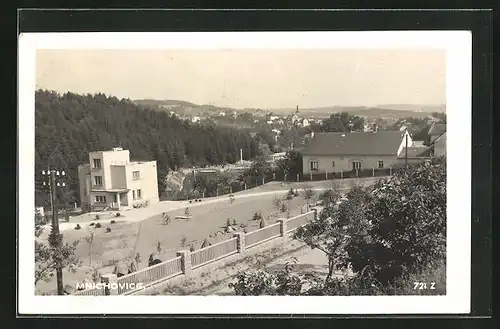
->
41, 169, 66, 295
405, 131, 409, 169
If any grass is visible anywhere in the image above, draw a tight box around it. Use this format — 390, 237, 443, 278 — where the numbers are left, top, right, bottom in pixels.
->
36, 193, 309, 294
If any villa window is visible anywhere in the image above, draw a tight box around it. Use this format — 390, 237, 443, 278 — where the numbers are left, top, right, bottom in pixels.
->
378, 161, 384, 168
332, 161, 335, 168
132, 190, 136, 200
92, 158, 102, 169
353, 161, 361, 170
132, 171, 141, 181
93, 176, 103, 186
95, 195, 107, 203
137, 189, 142, 199
310, 160, 319, 171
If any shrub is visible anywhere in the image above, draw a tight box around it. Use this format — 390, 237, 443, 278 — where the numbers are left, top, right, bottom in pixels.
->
346, 161, 446, 284
252, 212, 262, 221
74, 224, 81, 230
106, 227, 111, 233
115, 212, 121, 217
89, 222, 95, 226
95, 223, 102, 228
110, 220, 116, 224
95, 215, 100, 220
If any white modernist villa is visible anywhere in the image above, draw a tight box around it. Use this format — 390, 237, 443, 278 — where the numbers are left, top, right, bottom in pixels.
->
78, 147, 159, 212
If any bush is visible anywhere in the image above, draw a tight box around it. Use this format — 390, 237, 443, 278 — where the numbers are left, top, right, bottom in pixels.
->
89, 222, 95, 226
115, 212, 121, 217
252, 212, 262, 221
95, 215, 100, 220
74, 224, 81, 230
106, 227, 111, 233
95, 223, 102, 228
110, 220, 116, 224
346, 161, 446, 284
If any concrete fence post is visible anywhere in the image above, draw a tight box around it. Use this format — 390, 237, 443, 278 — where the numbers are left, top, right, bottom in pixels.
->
296, 173, 300, 182
277, 218, 287, 243
389, 167, 392, 176
340, 171, 343, 179
101, 273, 118, 296
176, 250, 192, 276
372, 168, 375, 177
356, 169, 359, 178
244, 183, 247, 190
325, 172, 328, 180
233, 232, 245, 255
309, 172, 312, 181
273, 173, 276, 180
262, 177, 265, 185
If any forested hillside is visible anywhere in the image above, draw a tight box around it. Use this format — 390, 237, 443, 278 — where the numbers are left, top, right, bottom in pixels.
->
34, 90, 260, 206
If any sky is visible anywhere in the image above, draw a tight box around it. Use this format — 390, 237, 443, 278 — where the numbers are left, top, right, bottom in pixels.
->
36, 49, 446, 109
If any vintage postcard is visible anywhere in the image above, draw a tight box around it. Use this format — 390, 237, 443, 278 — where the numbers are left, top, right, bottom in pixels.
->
18, 31, 471, 314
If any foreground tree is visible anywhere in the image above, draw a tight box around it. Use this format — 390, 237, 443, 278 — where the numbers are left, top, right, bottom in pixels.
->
347, 160, 446, 283
35, 225, 81, 286
229, 159, 446, 295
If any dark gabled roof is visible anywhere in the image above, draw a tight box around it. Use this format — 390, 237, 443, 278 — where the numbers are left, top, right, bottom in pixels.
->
301, 131, 404, 156
398, 146, 432, 158
428, 122, 446, 136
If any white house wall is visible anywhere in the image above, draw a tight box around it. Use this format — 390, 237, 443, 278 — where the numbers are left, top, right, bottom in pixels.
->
302, 154, 399, 174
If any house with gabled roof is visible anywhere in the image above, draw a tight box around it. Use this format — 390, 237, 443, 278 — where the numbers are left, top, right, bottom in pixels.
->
300, 130, 428, 174
433, 132, 446, 158
428, 122, 447, 144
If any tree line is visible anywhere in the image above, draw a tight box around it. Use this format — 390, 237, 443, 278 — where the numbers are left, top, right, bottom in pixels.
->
34, 90, 260, 207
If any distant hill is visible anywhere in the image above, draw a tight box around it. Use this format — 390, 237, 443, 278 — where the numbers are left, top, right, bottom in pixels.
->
375, 104, 446, 113
269, 106, 438, 119
134, 99, 444, 120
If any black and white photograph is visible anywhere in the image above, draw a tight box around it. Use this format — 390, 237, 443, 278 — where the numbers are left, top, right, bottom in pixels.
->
18, 31, 472, 314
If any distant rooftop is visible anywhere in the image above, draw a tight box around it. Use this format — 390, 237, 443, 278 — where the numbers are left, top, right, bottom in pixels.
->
428, 122, 446, 136
301, 131, 405, 156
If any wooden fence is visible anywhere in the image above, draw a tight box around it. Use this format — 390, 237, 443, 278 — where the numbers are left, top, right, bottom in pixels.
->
73, 210, 317, 296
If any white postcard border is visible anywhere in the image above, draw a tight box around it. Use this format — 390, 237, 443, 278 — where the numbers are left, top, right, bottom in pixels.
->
18, 31, 471, 314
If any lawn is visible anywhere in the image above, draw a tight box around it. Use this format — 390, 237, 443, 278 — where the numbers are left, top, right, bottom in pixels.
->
36, 190, 309, 295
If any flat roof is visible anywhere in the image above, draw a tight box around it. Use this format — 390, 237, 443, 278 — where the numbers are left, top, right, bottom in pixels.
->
90, 188, 130, 193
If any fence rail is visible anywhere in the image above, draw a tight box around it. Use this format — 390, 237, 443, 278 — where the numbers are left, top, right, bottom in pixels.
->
191, 237, 238, 268
245, 222, 281, 248
287, 211, 315, 232
116, 256, 183, 294
72, 210, 318, 296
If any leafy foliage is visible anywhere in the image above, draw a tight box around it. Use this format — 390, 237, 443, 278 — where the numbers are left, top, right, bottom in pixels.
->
238, 157, 273, 185
317, 112, 365, 133
230, 159, 446, 295
347, 161, 446, 283
35, 237, 81, 285
276, 151, 303, 178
